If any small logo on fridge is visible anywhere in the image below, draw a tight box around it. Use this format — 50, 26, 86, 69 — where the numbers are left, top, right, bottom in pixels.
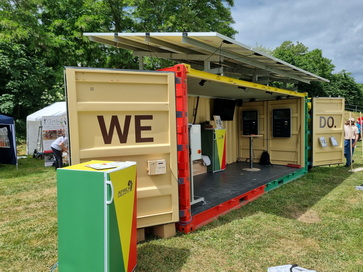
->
117, 180, 133, 198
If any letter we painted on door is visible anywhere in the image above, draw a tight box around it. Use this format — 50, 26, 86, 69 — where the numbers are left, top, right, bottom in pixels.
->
97, 115, 154, 144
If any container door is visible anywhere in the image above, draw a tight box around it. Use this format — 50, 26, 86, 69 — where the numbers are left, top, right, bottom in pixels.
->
65, 68, 179, 229
311, 97, 345, 166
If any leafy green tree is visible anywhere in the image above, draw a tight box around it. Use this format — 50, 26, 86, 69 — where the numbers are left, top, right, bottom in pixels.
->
40, 0, 136, 69
129, 0, 237, 69
0, 41, 61, 134
0, 0, 137, 136
0, 0, 62, 134
273, 41, 363, 109
325, 71, 363, 107
1, 0, 238, 137
130, 0, 236, 36
273, 41, 335, 96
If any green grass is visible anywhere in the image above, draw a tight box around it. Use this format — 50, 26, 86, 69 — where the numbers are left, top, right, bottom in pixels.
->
1, 143, 363, 272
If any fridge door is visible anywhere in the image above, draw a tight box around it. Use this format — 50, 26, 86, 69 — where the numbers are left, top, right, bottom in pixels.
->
106, 163, 137, 272
201, 129, 226, 172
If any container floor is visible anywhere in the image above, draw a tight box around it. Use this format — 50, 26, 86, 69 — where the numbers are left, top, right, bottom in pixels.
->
191, 162, 300, 215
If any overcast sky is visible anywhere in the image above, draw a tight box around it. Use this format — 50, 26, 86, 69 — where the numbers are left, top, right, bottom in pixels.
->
231, 0, 363, 83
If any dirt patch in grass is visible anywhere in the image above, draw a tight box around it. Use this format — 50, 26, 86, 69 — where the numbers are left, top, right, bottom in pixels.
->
297, 209, 322, 224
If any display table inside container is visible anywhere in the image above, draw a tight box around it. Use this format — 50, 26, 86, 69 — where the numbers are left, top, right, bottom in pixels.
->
242, 135, 263, 171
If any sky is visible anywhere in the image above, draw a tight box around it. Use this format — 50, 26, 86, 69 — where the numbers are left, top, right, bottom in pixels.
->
231, 0, 363, 83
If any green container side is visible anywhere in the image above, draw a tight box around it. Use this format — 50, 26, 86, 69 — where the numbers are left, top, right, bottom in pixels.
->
264, 168, 307, 192
57, 169, 105, 272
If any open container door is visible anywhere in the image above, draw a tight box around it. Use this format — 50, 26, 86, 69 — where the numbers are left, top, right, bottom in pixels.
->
311, 97, 345, 166
65, 67, 179, 233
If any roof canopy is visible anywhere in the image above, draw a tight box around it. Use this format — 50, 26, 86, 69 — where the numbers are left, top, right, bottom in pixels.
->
84, 32, 329, 85
26, 101, 66, 122
0, 114, 14, 125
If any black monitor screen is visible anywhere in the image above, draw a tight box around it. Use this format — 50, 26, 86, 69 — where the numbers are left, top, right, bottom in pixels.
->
272, 108, 291, 137
242, 110, 258, 135
212, 99, 236, 121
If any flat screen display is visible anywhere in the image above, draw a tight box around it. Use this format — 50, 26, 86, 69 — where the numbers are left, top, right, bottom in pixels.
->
273, 108, 291, 137
242, 110, 258, 135
212, 98, 236, 121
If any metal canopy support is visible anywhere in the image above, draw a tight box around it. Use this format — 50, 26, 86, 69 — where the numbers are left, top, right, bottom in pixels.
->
204, 61, 210, 71
113, 35, 171, 53
89, 36, 117, 47
138, 55, 144, 70
144, 36, 199, 54
133, 52, 222, 62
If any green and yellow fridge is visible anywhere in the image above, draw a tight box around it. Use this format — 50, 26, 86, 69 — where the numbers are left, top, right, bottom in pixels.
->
57, 160, 137, 272
201, 128, 226, 172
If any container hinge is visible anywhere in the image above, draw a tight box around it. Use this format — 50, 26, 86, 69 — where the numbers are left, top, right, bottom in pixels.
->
179, 209, 190, 217
178, 144, 188, 151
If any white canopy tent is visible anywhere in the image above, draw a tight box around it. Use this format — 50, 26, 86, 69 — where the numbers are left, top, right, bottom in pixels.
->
26, 102, 67, 155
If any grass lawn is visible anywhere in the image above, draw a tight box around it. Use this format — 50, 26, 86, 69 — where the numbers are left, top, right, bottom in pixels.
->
1, 142, 363, 272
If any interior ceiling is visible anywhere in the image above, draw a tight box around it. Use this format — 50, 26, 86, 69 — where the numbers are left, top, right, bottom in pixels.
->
84, 32, 329, 86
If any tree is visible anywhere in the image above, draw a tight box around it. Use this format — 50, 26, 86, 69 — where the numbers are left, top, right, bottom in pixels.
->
0, 41, 61, 133
273, 41, 363, 108
0, 0, 62, 134
128, 0, 237, 69
272, 41, 335, 97
130, 0, 236, 36
325, 71, 363, 107
0, 0, 137, 136
0, 0, 238, 137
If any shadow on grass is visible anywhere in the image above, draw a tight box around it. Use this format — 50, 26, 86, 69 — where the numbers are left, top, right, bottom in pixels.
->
136, 244, 190, 272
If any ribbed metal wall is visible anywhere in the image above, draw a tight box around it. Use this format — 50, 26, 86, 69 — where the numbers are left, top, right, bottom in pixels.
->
188, 96, 306, 167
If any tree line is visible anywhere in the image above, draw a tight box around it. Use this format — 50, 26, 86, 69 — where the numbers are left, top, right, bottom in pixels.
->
1, 0, 362, 137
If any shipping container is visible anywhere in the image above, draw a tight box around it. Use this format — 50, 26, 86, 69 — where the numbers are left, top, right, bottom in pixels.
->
64, 32, 344, 237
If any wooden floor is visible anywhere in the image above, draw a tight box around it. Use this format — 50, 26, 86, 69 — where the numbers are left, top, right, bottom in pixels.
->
191, 162, 300, 215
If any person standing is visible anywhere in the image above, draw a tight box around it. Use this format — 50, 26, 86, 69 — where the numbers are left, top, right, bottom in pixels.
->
51, 135, 68, 169
344, 118, 359, 167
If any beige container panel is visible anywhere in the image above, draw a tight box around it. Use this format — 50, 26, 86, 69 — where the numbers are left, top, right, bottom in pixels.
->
65, 68, 179, 228
74, 71, 171, 103
268, 99, 304, 166
188, 96, 239, 164
239, 102, 267, 162
311, 97, 344, 166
